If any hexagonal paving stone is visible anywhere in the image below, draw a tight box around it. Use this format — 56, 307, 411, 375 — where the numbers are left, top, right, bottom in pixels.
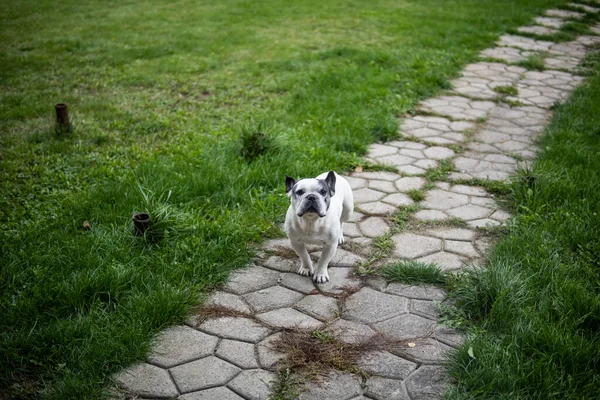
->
147, 326, 218, 368
418, 95, 495, 120
353, 187, 386, 204
204, 291, 252, 314
444, 240, 480, 258
421, 189, 469, 210
411, 299, 441, 320
346, 176, 368, 190
358, 201, 397, 215
317, 267, 362, 295
394, 176, 426, 191
368, 179, 397, 193
352, 171, 403, 181
359, 216, 389, 238
170, 356, 241, 394
257, 332, 287, 370
224, 266, 281, 295
447, 204, 493, 220
375, 314, 436, 341
262, 255, 297, 272
451, 62, 525, 99
179, 387, 245, 400
280, 272, 317, 294
434, 326, 465, 348
414, 209, 448, 221
112, 363, 178, 398
417, 251, 466, 272
406, 366, 452, 400
497, 34, 553, 51
310, 247, 365, 268
256, 308, 324, 330
535, 16, 565, 28
326, 319, 378, 344
228, 369, 276, 400
426, 227, 476, 241
199, 317, 271, 343
216, 339, 259, 369
480, 46, 537, 63
364, 377, 410, 400
382, 193, 414, 207
294, 294, 339, 321
243, 285, 305, 313
386, 283, 446, 301
344, 287, 409, 323
545, 8, 584, 19
568, 3, 600, 13
358, 351, 417, 379
298, 371, 362, 400
401, 115, 474, 145
517, 25, 558, 35
391, 233, 442, 259
393, 338, 454, 365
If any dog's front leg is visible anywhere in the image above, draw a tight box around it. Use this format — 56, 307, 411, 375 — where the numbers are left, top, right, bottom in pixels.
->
314, 242, 338, 284
290, 240, 314, 276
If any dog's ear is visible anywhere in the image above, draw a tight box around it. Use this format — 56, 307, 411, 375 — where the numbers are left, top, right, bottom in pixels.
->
285, 176, 296, 197
325, 171, 336, 197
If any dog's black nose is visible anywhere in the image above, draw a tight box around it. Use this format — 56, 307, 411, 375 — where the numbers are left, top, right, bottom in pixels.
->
306, 194, 317, 202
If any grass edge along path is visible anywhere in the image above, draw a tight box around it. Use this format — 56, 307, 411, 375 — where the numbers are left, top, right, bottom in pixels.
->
445, 52, 600, 399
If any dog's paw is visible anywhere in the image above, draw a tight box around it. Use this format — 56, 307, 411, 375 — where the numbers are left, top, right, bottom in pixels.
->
338, 235, 345, 245
298, 266, 313, 276
313, 271, 330, 284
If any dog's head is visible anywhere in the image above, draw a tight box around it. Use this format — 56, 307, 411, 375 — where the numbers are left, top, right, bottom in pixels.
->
285, 171, 336, 218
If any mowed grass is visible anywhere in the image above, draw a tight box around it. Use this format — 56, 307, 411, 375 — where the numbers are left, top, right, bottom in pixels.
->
446, 54, 600, 399
0, 0, 568, 398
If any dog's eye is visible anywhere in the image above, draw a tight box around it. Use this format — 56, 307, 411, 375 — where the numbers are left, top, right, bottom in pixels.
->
296, 190, 304, 196
320, 189, 327, 196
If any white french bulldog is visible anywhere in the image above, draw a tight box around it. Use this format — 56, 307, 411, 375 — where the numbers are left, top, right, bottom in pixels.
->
284, 171, 354, 283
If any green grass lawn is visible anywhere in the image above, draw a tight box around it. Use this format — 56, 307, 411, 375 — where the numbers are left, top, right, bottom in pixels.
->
446, 52, 600, 399
0, 0, 572, 398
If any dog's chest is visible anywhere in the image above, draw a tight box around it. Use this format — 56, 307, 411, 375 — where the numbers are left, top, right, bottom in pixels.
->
291, 219, 336, 245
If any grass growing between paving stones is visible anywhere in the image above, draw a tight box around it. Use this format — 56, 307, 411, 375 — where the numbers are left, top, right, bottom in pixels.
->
445, 54, 600, 399
0, 0, 572, 397
513, 53, 548, 71
380, 261, 448, 285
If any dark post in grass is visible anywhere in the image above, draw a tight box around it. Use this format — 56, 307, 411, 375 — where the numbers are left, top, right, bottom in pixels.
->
54, 103, 71, 134
55, 103, 69, 126
132, 212, 150, 236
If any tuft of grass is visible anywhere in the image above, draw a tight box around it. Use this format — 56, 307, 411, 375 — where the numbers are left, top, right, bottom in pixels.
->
424, 159, 455, 182
513, 53, 547, 71
446, 55, 600, 399
492, 85, 518, 96
379, 260, 448, 285
407, 189, 425, 202
269, 369, 302, 400
241, 129, 271, 162
390, 204, 419, 232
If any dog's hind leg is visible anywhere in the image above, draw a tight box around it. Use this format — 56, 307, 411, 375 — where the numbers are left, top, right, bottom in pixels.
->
290, 239, 314, 276
338, 222, 345, 245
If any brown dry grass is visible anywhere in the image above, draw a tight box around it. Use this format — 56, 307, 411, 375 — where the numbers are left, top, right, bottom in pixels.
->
271, 330, 388, 380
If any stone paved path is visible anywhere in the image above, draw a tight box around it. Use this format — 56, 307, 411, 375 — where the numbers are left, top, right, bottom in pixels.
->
112, 4, 600, 400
